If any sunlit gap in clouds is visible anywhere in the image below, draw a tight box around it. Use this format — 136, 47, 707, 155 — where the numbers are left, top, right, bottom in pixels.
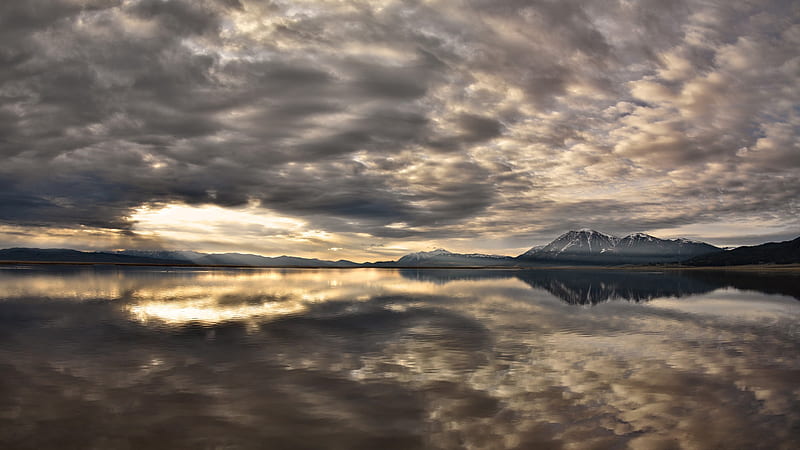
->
129, 202, 333, 252
126, 202, 514, 261
0, 0, 798, 257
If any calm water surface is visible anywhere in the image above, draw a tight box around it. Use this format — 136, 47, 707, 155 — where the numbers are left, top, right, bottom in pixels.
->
1, 267, 799, 449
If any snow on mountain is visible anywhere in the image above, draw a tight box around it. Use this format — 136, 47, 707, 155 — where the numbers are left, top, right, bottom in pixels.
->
522, 229, 618, 257
519, 230, 720, 264
615, 233, 719, 256
395, 248, 512, 266
398, 248, 453, 263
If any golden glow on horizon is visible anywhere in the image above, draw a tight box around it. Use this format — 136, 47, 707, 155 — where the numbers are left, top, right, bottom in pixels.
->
122, 202, 531, 260
131, 203, 307, 236
127, 203, 351, 255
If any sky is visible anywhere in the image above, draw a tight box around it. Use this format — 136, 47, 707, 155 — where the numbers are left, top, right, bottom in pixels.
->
0, 0, 798, 262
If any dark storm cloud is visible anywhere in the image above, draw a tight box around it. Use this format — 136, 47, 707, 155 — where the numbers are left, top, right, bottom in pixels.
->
0, 0, 457, 231
429, 114, 505, 150
0, 0, 797, 250
128, 0, 232, 36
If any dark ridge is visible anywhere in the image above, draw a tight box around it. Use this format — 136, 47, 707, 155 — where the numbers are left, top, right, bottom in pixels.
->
0, 248, 190, 265
684, 236, 800, 266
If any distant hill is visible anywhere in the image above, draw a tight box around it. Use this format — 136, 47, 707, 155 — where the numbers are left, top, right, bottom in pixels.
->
114, 250, 206, 261
517, 229, 719, 265
0, 248, 189, 265
385, 248, 513, 267
0, 248, 358, 267
381, 232, 720, 267
684, 236, 800, 266
2, 232, 796, 268
117, 250, 360, 267
193, 253, 359, 267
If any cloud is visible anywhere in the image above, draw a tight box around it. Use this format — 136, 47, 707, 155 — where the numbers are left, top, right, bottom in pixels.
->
0, 0, 798, 256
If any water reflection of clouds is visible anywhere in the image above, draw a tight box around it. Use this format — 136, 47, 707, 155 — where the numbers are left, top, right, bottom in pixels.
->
0, 267, 798, 449
125, 270, 420, 325
651, 288, 800, 320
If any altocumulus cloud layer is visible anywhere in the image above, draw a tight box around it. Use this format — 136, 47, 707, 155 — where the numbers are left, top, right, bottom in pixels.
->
0, 0, 798, 258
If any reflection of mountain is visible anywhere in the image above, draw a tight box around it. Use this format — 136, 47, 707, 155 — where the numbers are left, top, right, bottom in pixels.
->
399, 268, 518, 284
682, 270, 800, 301
399, 268, 800, 304
514, 270, 717, 305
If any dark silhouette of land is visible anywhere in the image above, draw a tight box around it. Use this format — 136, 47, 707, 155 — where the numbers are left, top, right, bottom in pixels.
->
1, 232, 798, 268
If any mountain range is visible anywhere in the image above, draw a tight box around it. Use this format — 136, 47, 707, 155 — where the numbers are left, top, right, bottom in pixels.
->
365, 248, 514, 267
517, 229, 720, 265
1, 230, 798, 267
683, 235, 800, 266
115, 250, 360, 267
0, 248, 190, 265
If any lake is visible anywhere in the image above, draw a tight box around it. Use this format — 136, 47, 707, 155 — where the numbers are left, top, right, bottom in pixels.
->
1, 266, 799, 449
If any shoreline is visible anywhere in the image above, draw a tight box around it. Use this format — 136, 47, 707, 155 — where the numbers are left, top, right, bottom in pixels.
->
1, 260, 799, 271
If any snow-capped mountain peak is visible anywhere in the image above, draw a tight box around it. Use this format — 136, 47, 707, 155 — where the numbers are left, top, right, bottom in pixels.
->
625, 232, 655, 240
422, 248, 452, 257
673, 237, 704, 244
537, 229, 619, 255
398, 248, 453, 262
519, 229, 721, 263
394, 248, 512, 266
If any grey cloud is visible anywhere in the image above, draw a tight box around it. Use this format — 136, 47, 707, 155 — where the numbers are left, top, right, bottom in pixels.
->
349, 62, 431, 100
128, 0, 229, 37
456, 114, 504, 142
0, 0, 797, 249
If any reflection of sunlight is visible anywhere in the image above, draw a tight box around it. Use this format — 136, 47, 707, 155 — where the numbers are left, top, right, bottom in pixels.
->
124, 269, 401, 326
0, 272, 124, 300
121, 268, 496, 326
193, 270, 286, 281
127, 297, 308, 325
